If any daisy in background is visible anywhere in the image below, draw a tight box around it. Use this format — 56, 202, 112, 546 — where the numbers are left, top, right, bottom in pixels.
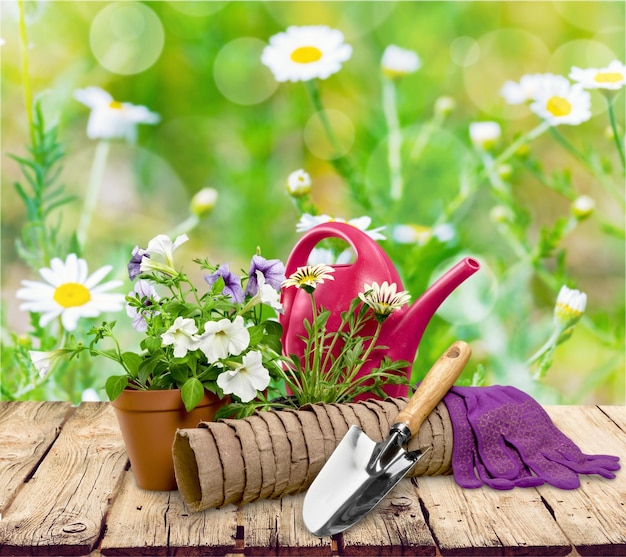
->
296, 214, 386, 241
286, 169, 312, 197
261, 25, 352, 82
529, 78, 591, 126
500, 73, 570, 105
381, 45, 421, 79
469, 121, 502, 150
570, 60, 626, 91
74, 86, 160, 143
16, 253, 124, 332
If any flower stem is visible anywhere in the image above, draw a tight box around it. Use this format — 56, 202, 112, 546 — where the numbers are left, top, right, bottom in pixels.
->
77, 140, 110, 249
605, 94, 626, 171
382, 77, 404, 201
490, 121, 550, 168
17, 0, 35, 146
305, 80, 371, 210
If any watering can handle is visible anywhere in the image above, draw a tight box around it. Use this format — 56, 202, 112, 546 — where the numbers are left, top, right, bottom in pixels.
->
281, 222, 401, 318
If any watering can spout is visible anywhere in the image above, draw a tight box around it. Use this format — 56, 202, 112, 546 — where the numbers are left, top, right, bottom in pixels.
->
371, 256, 479, 399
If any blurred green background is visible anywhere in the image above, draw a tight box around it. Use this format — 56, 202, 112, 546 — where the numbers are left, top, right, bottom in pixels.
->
1, 1, 624, 404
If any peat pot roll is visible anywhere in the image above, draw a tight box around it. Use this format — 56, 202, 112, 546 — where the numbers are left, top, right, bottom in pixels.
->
173, 397, 453, 512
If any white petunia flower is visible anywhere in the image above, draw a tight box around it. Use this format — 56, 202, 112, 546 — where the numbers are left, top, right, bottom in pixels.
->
196, 315, 250, 363
256, 271, 283, 313
296, 213, 386, 241
286, 169, 312, 197
381, 45, 421, 78
73, 86, 160, 143
126, 279, 160, 332
261, 25, 352, 82
500, 73, 570, 105
16, 254, 124, 331
469, 121, 502, 150
138, 234, 189, 276
216, 350, 270, 403
530, 80, 592, 126
29, 350, 64, 379
161, 317, 198, 358
569, 60, 626, 91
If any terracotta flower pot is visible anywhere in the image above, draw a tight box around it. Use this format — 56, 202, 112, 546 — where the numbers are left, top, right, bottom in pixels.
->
111, 388, 224, 491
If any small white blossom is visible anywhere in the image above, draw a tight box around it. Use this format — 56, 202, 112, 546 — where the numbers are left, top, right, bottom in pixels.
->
161, 317, 199, 358
216, 350, 270, 403
381, 45, 421, 78
73, 86, 160, 143
500, 73, 570, 105
190, 188, 218, 218
286, 169, 312, 197
469, 121, 502, 150
570, 60, 626, 91
554, 285, 587, 328
530, 80, 592, 126
261, 25, 352, 82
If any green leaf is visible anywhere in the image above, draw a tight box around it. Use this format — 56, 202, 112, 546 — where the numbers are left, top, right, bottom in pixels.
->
122, 352, 142, 378
248, 324, 265, 346
181, 377, 204, 412
264, 320, 283, 338
105, 375, 128, 401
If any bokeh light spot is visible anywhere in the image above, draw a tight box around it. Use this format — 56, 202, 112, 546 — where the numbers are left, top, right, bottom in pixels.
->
213, 37, 278, 106
450, 36, 480, 67
304, 109, 355, 160
90, 2, 164, 75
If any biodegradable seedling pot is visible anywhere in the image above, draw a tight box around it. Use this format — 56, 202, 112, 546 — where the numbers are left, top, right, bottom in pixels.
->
111, 388, 224, 491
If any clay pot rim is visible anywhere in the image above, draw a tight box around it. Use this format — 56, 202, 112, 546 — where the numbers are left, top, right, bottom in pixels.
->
110, 387, 222, 413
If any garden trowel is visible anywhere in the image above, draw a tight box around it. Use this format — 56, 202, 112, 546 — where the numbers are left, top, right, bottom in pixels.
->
302, 340, 471, 537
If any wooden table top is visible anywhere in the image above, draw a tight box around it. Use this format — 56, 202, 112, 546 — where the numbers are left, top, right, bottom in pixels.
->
0, 401, 624, 556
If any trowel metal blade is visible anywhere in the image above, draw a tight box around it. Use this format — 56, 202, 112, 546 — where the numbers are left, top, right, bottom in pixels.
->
302, 425, 423, 537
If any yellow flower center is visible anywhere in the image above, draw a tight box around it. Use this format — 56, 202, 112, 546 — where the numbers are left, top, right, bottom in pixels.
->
290, 46, 323, 64
53, 283, 91, 308
108, 100, 124, 110
546, 96, 572, 117
594, 71, 623, 84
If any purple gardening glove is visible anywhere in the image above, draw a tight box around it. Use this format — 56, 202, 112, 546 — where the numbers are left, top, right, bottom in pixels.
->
444, 388, 544, 490
446, 385, 620, 490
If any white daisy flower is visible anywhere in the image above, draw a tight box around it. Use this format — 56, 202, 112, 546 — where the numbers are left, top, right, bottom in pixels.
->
261, 25, 352, 82
359, 281, 411, 322
16, 254, 124, 332
282, 264, 335, 293
569, 60, 626, 91
469, 121, 502, 150
296, 213, 386, 241
381, 45, 421, 78
161, 317, 199, 358
73, 86, 160, 143
216, 350, 270, 403
286, 169, 312, 197
196, 315, 250, 363
500, 73, 570, 105
530, 80, 592, 126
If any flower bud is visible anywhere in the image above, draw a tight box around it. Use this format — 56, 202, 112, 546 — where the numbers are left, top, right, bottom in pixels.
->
286, 169, 312, 197
469, 121, 501, 151
434, 96, 456, 117
191, 188, 218, 218
381, 45, 421, 78
554, 285, 586, 329
571, 195, 595, 220
490, 205, 513, 224
497, 163, 513, 180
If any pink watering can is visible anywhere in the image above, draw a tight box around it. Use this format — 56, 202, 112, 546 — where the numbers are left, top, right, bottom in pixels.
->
279, 222, 480, 399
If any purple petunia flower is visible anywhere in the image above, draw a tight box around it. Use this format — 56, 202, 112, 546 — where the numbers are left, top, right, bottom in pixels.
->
204, 264, 245, 304
245, 255, 286, 297
128, 246, 150, 280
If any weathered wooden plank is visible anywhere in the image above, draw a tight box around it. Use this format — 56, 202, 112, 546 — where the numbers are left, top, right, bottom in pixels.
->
100, 471, 238, 556
0, 402, 127, 556
238, 493, 332, 556
540, 406, 626, 557
0, 401, 72, 513
415, 474, 571, 556
338, 479, 437, 556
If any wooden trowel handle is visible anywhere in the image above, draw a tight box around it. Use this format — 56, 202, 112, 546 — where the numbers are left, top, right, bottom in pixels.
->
394, 341, 471, 436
